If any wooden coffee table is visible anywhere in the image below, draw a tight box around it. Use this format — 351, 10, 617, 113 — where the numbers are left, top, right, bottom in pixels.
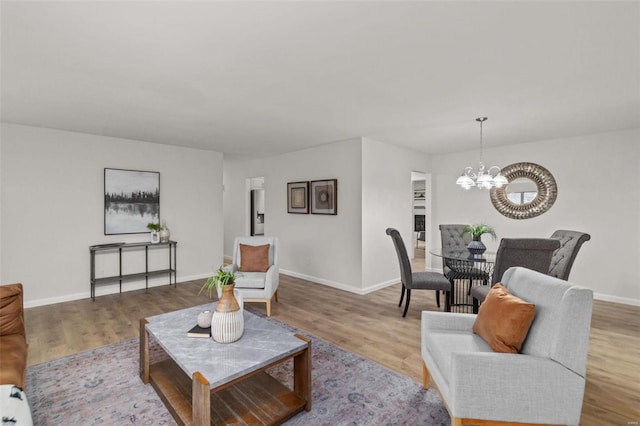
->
140, 305, 311, 425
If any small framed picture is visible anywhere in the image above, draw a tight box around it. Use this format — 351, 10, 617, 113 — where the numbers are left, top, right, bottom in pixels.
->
287, 181, 309, 214
310, 179, 337, 215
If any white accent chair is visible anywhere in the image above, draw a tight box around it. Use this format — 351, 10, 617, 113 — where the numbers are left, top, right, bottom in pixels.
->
422, 267, 593, 426
224, 236, 279, 316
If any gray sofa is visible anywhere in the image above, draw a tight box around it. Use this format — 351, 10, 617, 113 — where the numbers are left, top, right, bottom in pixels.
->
421, 267, 593, 425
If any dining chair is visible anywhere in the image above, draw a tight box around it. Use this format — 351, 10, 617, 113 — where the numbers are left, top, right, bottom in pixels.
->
548, 230, 591, 280
439, 224, 489, 296
470, 238, 560, 313
386, 228, 452, 317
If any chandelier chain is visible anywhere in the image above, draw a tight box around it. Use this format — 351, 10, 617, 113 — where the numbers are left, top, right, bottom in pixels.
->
455, 117, 505, 190
479, 119, 483, 163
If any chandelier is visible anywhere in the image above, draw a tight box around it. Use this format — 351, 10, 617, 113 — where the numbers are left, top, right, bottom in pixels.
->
456, 117, 508, 190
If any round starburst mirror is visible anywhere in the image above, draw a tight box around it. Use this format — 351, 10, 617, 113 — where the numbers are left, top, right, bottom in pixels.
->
490, 162, 557, 219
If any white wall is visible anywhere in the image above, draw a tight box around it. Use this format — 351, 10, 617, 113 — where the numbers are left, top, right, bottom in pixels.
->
430, 128, 640, 305
224, 139, 363, 292
361, 137, 430, 290
224, 137, 430, 293
1, 123, 224, 306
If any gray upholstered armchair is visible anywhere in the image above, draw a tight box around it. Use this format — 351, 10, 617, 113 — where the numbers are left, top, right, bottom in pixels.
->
223, 236, 279, 316
421, 267, 593, 425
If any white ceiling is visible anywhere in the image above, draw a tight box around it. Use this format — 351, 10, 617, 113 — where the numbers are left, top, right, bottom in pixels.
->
2, 1, 638, 158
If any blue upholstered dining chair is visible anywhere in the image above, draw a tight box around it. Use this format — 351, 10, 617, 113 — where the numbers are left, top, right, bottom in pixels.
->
386, 228, 452, 317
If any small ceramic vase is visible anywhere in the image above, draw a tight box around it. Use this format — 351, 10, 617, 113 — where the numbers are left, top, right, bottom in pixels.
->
467, 237, 487, 255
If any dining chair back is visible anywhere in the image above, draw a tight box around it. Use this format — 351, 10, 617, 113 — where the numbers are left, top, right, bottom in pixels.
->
548, 230, 591, 280
471, 238, 560, 313
439, 224, 488, 296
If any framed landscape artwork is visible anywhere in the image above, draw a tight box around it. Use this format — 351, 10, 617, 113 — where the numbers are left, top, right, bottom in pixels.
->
310, 179, 337, 215
287, 181, 309, 214
104, 168, 160, 235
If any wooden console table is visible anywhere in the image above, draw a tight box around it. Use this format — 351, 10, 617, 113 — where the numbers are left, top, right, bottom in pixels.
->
90, 241, 177, 300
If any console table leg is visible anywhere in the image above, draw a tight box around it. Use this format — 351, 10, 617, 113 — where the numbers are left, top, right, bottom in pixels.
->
192, 372, 210, 425
140, 318, 150, 384
145, 245, 149, 292
293, 334, 312, 411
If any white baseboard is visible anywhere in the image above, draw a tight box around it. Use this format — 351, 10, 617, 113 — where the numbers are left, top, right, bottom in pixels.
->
23, 270, 640, 308
23, 272, 210, 308
279, 269, 397, 296
594, 292, 640, 307
362, 278, 400, 294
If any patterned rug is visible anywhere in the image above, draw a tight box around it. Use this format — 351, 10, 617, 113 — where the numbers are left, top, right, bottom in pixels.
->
25, 315, 449, 425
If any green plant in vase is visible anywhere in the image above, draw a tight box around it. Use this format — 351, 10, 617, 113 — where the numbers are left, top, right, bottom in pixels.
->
461, 224, 496, 255
147, 222, 160, 243
147, 223, 161, 232
199, 267, 236, 298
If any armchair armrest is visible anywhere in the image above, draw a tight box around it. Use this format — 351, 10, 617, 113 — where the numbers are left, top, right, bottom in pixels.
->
448, 352, 585, 423
422, 311, 476, 332
222, 264, 238, 273
264, 264, 279, 296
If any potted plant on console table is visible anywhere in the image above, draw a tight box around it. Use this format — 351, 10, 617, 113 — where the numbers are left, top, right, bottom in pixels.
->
147, 222, 161, 243
461, 224, 496, 256
200, 267, 244, 343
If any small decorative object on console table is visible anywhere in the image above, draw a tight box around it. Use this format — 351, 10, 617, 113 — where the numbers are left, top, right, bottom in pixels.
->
462, 224, 496, 256
200, 267, 244, 343
159, 220, 170, 243
147, 222, 160, 243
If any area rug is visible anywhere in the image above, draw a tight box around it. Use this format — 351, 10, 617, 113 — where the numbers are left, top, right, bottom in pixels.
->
25, 315, 449, 425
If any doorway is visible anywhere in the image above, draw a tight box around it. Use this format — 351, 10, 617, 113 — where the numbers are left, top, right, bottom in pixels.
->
411, 172, 428, 270
249, 177, 265, 236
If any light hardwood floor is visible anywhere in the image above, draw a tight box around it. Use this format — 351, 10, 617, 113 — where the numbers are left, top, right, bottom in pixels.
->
24, 274, 639, 425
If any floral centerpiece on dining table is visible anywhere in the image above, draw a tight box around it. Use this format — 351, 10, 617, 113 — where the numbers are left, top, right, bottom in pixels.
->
461, 224, 496, 255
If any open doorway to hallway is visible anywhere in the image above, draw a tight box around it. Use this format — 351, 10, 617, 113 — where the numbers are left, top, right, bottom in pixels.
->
248, 176, 265, 236
411, 171, 428, 270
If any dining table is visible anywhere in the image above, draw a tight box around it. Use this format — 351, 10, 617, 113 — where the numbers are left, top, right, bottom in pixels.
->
429, 248, 497, 311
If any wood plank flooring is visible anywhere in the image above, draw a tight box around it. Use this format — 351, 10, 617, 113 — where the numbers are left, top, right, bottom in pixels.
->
24, 274, 639, 425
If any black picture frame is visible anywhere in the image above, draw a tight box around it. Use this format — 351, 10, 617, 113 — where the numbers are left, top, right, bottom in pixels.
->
104, 168, 160, 235
310, 179, 337, 215
287, 181, 309, 214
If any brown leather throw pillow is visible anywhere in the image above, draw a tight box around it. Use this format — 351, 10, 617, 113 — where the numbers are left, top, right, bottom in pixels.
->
239, 243, 270, 272
472, 283, 536, 354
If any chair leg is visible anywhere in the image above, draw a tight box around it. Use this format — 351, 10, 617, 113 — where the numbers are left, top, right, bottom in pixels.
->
398, 285, 406, 307
435, 290, 440, 308
422, 361, 431, 389
467, 278, 473, 295
444, 291, 451, 312
402, 289, 411, 317
266, 299, 272, 317
472, 297, 479, 314
274, 290, 279, 303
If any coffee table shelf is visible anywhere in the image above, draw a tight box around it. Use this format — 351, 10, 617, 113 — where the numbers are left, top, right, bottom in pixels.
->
149, 358, 307, 425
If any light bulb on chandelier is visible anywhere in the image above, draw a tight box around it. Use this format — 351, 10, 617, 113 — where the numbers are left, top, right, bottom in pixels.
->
456, 117, 507, 190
